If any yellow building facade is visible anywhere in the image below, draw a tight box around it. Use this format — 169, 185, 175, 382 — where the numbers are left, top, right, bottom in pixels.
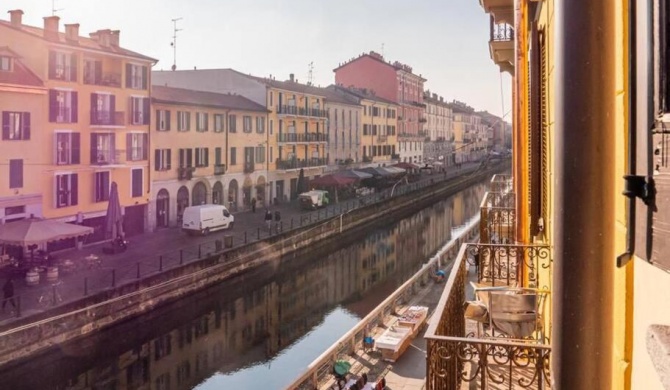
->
149, 86, 269, 229
0, 10, 155, 243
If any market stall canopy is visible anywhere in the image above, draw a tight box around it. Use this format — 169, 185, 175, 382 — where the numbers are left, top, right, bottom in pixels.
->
0, 218, 94, 246
333, 169, 374, 180
393, 162, 419, 170
310, 174, 357, 187
358, 167, 395, 177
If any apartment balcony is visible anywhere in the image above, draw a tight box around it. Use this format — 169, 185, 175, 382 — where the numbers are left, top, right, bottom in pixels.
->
479, 0, 513, 24
177, 167, 195, 181
425, 241, 552, 390
276, 105, 328, 118
244, 162, 255, 174
277, 132, 328, 143
276, 157, 327, 171
90, 111, 125, 127
491, 174, 514, 193
419, 117, 428, 123
489, 16, 515, 74
214, 164, 226, 175
91, 149, 122, 166
376, 135, 388, 143
480, 191, 516, 244
84, 72, 122, 88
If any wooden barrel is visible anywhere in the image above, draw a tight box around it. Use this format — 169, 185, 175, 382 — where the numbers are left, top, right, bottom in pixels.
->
26, 271, 39, 286
46, 267, 59, 283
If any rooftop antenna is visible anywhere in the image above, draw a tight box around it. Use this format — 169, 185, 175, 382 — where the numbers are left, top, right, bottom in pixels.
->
307, 61, 314, 86
52, 0, 64, 16
170, 18, 183, 71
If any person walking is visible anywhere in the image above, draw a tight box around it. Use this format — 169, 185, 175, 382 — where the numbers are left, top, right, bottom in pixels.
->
274, 210, 282, 233
251, 197, 257, 213
264, 209, 273, 232
2, 278, 16, 312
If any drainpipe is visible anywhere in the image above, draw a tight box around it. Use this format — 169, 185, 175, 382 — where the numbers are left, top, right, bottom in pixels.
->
553, 0, 614, 388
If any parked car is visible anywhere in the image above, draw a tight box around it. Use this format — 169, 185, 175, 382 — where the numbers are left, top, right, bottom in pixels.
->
299, 190, 330, 210
182, 204, 234, 235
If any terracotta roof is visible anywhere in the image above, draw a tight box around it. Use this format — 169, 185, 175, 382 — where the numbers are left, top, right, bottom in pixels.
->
151, 85, 269, 112
0, 48, 44, 87
330, 85, 398, 105
0, 20, 157, 62
333, 52, 427, 81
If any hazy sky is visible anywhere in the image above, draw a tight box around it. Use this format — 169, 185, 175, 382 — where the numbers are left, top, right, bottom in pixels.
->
5, 0, 511, 117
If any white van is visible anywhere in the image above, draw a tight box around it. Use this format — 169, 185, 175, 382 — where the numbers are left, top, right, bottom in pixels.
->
298, 190, 330, 210
182, 204, 235, 235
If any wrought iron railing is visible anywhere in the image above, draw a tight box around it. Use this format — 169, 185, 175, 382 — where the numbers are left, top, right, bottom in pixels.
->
277, 105, 328, 118
277, 132, 327, 143
480, 190, 516, 244
490, 15, 515, 42
425, 243, 552, 390
464, 243, 551, 289
275, 157, 327, 170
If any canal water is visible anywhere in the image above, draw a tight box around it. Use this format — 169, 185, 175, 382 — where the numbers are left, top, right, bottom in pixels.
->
0, 177, 489, 390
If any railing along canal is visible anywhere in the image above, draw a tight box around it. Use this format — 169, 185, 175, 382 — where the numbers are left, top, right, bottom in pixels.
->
286, 216, 482, 390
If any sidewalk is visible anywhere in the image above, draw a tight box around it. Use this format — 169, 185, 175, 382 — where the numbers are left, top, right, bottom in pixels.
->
0, 162, 486, 327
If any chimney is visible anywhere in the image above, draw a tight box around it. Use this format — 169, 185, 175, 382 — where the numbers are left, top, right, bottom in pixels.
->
289, 73, 295, 82
90, 29, 112, 47
109, 30, 120, 46
65, 23, 79, 42
432, 93, 437, 99
440, 96, 444, 102
8, 10, 23, 27
43, 16, 60, 40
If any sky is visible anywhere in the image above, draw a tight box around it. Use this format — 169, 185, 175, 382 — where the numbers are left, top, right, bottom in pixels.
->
5, 0, 511, 117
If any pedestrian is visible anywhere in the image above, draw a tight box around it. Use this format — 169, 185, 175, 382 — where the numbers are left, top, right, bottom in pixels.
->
2, 278, 16, 312
264, 209, 273, 231
251, 197, 257, 213
274, 210, 282, 233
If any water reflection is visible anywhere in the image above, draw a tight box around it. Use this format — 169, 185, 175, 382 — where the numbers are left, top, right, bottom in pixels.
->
0, 179, 489, 390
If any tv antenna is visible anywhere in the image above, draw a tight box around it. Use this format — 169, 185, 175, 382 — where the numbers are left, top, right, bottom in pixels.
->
170, 18, 183, 71
52, 0, 64, 16
307, 62, 314, 85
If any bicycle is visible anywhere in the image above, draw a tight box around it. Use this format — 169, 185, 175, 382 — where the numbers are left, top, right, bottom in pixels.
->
37, 280, 64, 308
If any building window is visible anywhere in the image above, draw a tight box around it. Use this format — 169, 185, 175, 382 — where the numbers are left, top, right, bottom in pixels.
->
49, 90, 78, 123
126, 64, 148, 90
195, 147, 209, 167
177, 111, 191, 131
48, 51, 77, 81
255, 146, 266, 163
130, 97, 149, 125
0, 56, 11, 71
9, 159, 22, 189
55, 173, 78, 208
131, 168, 143, 197
196, 112, 209, 132
256, 117, 265, 133
154, 149, 171, 171
90, 93, 116, 125
55, 132, 80, 165
229, 115, 237, 133
1, 112, 30, 140
178, 148, 193, 168
127, 133, 148, 161
230, 147, 237, 165
91, 133, 116, 164
154, 334, 172, 362
215, 147, 222, 166
155, 373, 171, 390
214, 114, 224, 133
243, 116, 252, 133
156, 110, 171, 131
94, 171, 110, 202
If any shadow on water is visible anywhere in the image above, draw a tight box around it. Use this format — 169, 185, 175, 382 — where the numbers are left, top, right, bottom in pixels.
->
0, 176, 491, 390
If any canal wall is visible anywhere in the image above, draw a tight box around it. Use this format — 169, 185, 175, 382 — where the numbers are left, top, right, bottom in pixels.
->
0, 161, 509, 367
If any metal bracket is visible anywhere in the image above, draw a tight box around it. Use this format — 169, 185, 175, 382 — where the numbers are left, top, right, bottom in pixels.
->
622, 174, 656, 207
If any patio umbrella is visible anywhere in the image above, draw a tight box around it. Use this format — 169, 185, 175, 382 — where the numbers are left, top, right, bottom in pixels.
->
0, 218, 94, 247
105, 181, 124, 239
310, 174, 357, 187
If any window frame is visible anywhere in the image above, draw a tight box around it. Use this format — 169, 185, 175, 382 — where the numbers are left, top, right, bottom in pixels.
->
131, 167, 143, 198
94, 170, 111, 202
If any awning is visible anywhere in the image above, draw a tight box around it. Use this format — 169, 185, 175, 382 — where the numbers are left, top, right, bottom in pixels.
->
0, 218, 94, 247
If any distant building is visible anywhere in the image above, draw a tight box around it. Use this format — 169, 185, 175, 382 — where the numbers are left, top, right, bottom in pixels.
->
423, 91, 454, 166
319, 87, 362, 169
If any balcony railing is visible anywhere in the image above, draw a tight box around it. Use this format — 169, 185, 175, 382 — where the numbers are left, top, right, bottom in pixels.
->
244, 162, 255, 173
214, 164, 226, 175
276, 105, 328, 118
425, 243, 552, 390
480, 192, 516, 244
91, 111, 125, 126
275, 157, 327, 170
277, 132, 327, 143
91, 149, 121, 165
84, 72, 121, 87
376, 135, 388, 143
490, 16, 515, 42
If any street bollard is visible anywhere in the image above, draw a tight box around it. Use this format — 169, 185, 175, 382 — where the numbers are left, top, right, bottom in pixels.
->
180, 249, 184, 265
112, 269, 116, 287
159, 255, 163, 271
84, 278, 88, 296
244, 231, 248, 244
136, 262, 141, 279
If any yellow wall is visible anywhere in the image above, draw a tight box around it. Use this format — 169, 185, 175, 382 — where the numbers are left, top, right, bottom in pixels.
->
360, 99, 398, 163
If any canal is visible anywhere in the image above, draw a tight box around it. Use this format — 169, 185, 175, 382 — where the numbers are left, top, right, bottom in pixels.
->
0, 176, 489, 390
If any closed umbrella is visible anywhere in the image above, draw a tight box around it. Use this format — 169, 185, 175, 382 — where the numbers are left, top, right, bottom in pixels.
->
105, 182, 124, 240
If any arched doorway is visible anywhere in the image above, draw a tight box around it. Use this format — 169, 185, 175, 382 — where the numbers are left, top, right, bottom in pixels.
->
256, 176, 266, 206
156, 189, 169, 228
212, 181, 223, 205
192, 181, 208, 205
228, 179, 238, 211
242, 177, 253, 207
177, 186, 189, 224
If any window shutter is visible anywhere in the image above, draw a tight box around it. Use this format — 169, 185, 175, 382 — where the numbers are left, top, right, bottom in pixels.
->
166, 110, 171, 130
48, 51, 56, 79
156, 110, 160, 130
142, 134, 148, 160
70, 174, 78, 206
215, 147, 221, 165
94, 61, 102, 83
110, 95, 116, 120
187, 148, 193, 167
72, 133, 81, 164
1, 111, 8, 139
142, 66, 148, 90
155, 149, 161, 171
70, 54, 78, 81
179, 149, 184, 168
529, 24, 542, 236
90, 93, 98, 124
9, 159, 23, 188
539, 30, 549, 226
54, 175, 60, 208
126, 63, 132, 88
71, 92, 79, 123
167, 149, 172, 170
127, 133, 132, 161
91, 133, 99, 164
49, 90, 58, 122
23, 113, 30, 140
205, 148, 209, 167
143, 98, 150, 125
